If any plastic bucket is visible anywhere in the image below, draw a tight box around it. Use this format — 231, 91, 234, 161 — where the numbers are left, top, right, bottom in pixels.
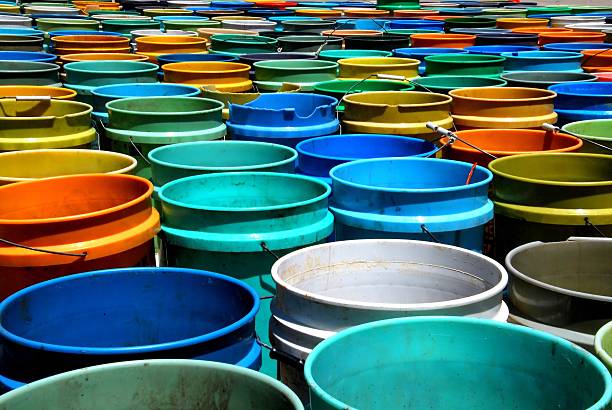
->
0, 85, 75, 100
163, 61, 252, 91
496, 17, 549, 29
158, 52, 237, 66
549, 82, 612, 125
465, 45, 538, 55
338, 57, 419, 80
562, 119, 612, 154
442, 129, 582, 166
424, 53, 505, 77
393, 47, 467, 74
0, 267, 261, 389
0, 61, 59, 86
0, 51, 55, 63
313, 79, 413, 111
277, 35, 342, 52
164, 19, 221, 30
539, 31, 606, 46
411, 75, 506, 94
342, 91, 453, 140
271, 239, 508, 402
135, 35, 207, 62
100, 19, 161, 34
0, 98, 95, 150
197, 27, 258, 42
444, 17, 497, 31
410, 32, 476, 48
551, 15, 606, 27
320, 29, 383, 38
543, 42, 612, 52
449, 87, 557, 129
502, 51, 583, 72
51, 35, 130, 55
132, 29, 198, 39
0, 149, 136, 185
475, 32, 538, 46
222, 19, 276, 31
343, 34, 410, 51
317, 49, 391, 62
104, 96, 226, 179
280, 19, 335, 34
60, 53, 150, 63
228, 93, 339, 147
582, 49, 612, 73
35, 18, 99, 32
240, 52, 316, 66
386, 18, 444, 31
304, 317, 612, 410
501, 71, 597, 89
0, 360, 303, 409
209, 34, 277, 55
0, 175, 159, 300
596, 322, 612, 372
253, 59, 337, 91
296, 134, 434, 183
159, 172, 333, 376
144, 8, 193, 16
149, 140, 297, 187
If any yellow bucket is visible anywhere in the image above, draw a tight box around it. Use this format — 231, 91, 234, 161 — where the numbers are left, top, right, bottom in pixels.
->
0, 149, 137, 185
0, 86, 76, 100
295, 8, 342, 18
338, 57, 420, 80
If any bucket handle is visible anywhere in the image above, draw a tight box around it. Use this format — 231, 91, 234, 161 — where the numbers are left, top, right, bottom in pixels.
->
420, 224, 441, 243
97, 120, 151, 165
256, 336, 305, 369
542, 123, 612, 154
260, 242, 280, 260
0, 237, 87, 258
584, 217, 608, 238
426, 122, 499, 161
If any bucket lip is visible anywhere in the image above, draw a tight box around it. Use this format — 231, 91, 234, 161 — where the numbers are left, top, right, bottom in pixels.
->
0, 174, 153, 225
549, 82, 612, 97
342, 90, 453, 108
488, 153, 612, 187
500, 50, 584, 59
147, 140, 298, 171
277, 34, 343, 42
162, 61, 251, 73
562, 119, 612, 142
329, 157, 493, 193
63, 60, 159, 74
595, 321, 612, 366
158, 171, 331, 212
313, 78, 413, 93
253, 58, 338, 70
411, 75, 507, 87
0, 268, 261, 355
337, 56, 420, 67
0, 98, 92, 120
135, 35, 207, 44
0, 359, 304, 408
51, 34, 129, 43
425, 53, 506, 63
500, 70, 598, 83
303, 316, 612, 410
60, 52, 151, 62
410, 33, 476, 40
505, 240, 612, 303
448, 86, 557, 102
92, 83, 201, 99
0, 61, 58, 72
106, 96, 224, 116
296, 134, 436, 161
0, 149, 138, 183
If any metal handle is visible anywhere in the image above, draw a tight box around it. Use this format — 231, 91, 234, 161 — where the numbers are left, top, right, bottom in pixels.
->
0, 237, 87, 258
256, 336, 304, 368
543, 123, 612, 154
260, 242, 280, 260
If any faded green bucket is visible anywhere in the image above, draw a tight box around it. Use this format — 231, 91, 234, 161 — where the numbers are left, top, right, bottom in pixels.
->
562, 119, 612, 154
411, 75, 506, 94
314, 79, 414, 111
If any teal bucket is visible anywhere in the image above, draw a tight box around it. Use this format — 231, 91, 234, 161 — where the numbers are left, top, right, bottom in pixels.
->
159, 172, 334, 377
305, 317, 612, 410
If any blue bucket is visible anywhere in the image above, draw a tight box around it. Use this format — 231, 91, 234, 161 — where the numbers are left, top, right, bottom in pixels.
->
227, 93, 340, 148
211, 0, 254, 8
0, 267, 261, 391
434, 7, 484, 16
157, 53, 238, 66
91, 83, 201, 123
335, 18, 389, 30
330, 157, 494, 252
296, 134, 437, 184
0, 50, 56, 63
0, 27, 44, 37
393, 47, 468, 75
466, 45, 538, 55
501, 51, 584, 72
543, 42, 612, 52
386, 19, 445, 31
549, 82, 612, 125
247, 9, 294, 17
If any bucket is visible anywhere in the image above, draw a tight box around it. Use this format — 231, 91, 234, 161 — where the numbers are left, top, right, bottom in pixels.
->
551, 15, 606, 28
163, 19, 220, 30
296, 134, 435, 183
393, 47, 467, 74
277, 35, 342, 52
543, 42, 612, 53
343, 34, 410, 51
501, 71, 597, 89
144, 8, 194, 16
0, 51, 55, 63
163, 61, 252, 91
582, 49, 612, 73
0, 35, 44, 52
596, 322, 612, 372
0, 267, 261, 389
104, 96, 226, 178
333, 18, 389, 31
475, 32, 538, 46
566, 24, 612, 33
410, 32, 476, 48
562, 119, 612, 154
222, 19, 276, 32
227, 93, 339, 147
0, 149, 136, 185
51, 35, 130, 55
313, 79, 413, 111
444, 17, 497, 31
271, 239, 509, 402
240, 52, 316, 66
338, 57, 419, 80
318, 49, 391, 62
425, 53, 505, 77
442, 129, 582, 166
0, 175, 159, 301
512, 27, 571, 35
149, 140, 297, 187
330, 157, 493, 251
342, 91, 453, 140
411, 75, 506, 94
526, 6, 572, 16
64, 61, 158, 105
0, 61, 59, 86
295, 8, 341, 18
0, 85, 75, 100
596, 72, 612, 82
344, 8, 390, 17
539, 31, 606, 46
502, 51, 584, 72
465, 45, 538, 55
35, 18, 99, 32
449, 87, 557, 129
159, 172, 333, 376
496, 17, 549, 29
505, 239, 612, 329
320, 29, 383, 38
197, 27, 259, 42
132, 29, 198, 39
158, 53, 238, 67
196, 8, 245, 18
386, 18, 445, 31
100, 19, 161, 34
304, 317, 612, 410
549, 82, 612, 125
0, 98, 95, 150
60, 53, 150, 63
253, 60, 337, 91
0, 360, 303, 409
136, 35, 207, 63
209, 34, 277, 55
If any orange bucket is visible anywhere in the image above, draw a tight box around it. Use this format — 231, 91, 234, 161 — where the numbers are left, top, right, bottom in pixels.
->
410, 33, 476, 49
295, 8, 342, 18
0, 86, 76, 100
136, 35, 207, 62
52, 35, 130, 50
441, 129, 583, 167
0, 174, 159, 300
538, 31, 606, 45
394, 9, 439, 18
511, 27, 571, 34
343, 9, 390, 17
60, 53, 150, 63
581, 49, 612, 73
496, 18, 549, 30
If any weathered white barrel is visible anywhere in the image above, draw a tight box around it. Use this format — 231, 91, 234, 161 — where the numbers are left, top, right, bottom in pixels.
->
270, 239, 508, 402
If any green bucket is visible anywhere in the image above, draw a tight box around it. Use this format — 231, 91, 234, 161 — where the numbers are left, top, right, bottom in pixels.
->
318, 49, 392, 62
424, 53, 505, 78
444, 17, 497, 32
209, 34, 277, 56
411, 75, 506, 94
35, 18, 99, 32
562, 119, 612, 154
0, 360, 304, 409
164, 19, 221, 30
254, 59, 338, 91
101, 19, 162, 34
596, 321, 612, 372
314, 79, 414, 111
526, 6, 572, 16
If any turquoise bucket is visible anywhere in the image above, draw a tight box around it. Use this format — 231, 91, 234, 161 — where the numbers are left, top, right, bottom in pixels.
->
305, 317, 612, 410
159, 172, 333, 377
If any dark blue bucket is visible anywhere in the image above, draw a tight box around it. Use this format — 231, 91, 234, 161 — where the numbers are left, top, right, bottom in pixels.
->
542, 42, 612, 52
0, 267, 261, 392
296, 134, 437, 184
549, 82, 612, 125
0, 51, 56, 63
211, 0, 254, 8
466, 45, 538, 55
450, 28, 511, 35
247, 9, 294, 17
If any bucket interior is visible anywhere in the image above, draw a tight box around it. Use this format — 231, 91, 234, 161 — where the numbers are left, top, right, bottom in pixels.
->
451, 130, 579, 152
247, 94, 335, 116
413, 76, 505, 88
0, 269, 255, 348
0, 99, 87, 118
254, 59, 336, 69
0, 176, 148, 220
332, 159, 490, 189
66, 61, 155, 72
107, 96, 222, 114
316, 79, 411, 94
344, 90, 450, 105
563, 120, 612, 140
298, 135, 434, 160
0, 61, 55, 72
509, 241, 612, 297
94, 84, 198, 98
450, 87, 553, 100
306, 319, 609, 410
502, 71, 596, 83
161, 173, 326, 209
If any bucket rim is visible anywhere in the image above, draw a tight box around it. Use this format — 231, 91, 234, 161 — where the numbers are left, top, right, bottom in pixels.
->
105, 96, 224, 116
342, 90, 452, 108
595, 321, 612, 369
562, 119, 612, 142
449, 86, 557, 102
63, 60, 158, 74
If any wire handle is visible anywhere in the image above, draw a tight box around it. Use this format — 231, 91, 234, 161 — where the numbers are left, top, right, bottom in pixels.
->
427, 122, 498, 160
0, 237, 87, 258
260, 242, 280, 260
542, 123, 612, 154
420, 224, 441, 243
256, 336, 304, 368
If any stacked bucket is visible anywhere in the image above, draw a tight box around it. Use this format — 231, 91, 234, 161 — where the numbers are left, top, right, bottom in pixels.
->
0, 0, 611, 408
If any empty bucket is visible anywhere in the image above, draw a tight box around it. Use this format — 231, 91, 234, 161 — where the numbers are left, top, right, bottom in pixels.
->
410, 32, 476, 48
501, 71, 598, 89
562, 119, 612, 154
0, 61, 59, 86
502, 50, 584, 72
596, 321, 612, 372
549, 82, 612, 125
338, 57, 419, 80
0, 51, 55, 63
163, 61, 252, 91
0, 85, 75, 100
253, 60, 338, 92
411, 75, 506, 94
135, 35, 207, 62
425, 53, 506, 77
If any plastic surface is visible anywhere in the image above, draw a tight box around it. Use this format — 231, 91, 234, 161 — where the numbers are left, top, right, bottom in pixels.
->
392, 47, 466, 74
596, 321, 612, 372
0, 61, 59, 86
410, 33, 476, 48
163, 61, 252, 91
502, 51, 583, 72
313, 79, 412, 111
338, 57, 419, 80
501, 71, 597, 89
0, 268, 261, 389
277, 35, 342, 52
411, 75, 506, 94
318, 49, 391, 62
538, 31, 606, 46
425, 53, 505, 78
305, 317, 612, 410
543, 42, 612, 52
343, 34, 409, 52
0, 51, 55, 63
562, 119, 612, 154
135, 35, 207, 62
550, 82, 612, 124
0, 85, 75, 100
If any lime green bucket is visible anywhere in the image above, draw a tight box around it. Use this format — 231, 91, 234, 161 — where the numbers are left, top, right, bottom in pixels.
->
562, 119, 612, 154
596, 321, 612, 372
